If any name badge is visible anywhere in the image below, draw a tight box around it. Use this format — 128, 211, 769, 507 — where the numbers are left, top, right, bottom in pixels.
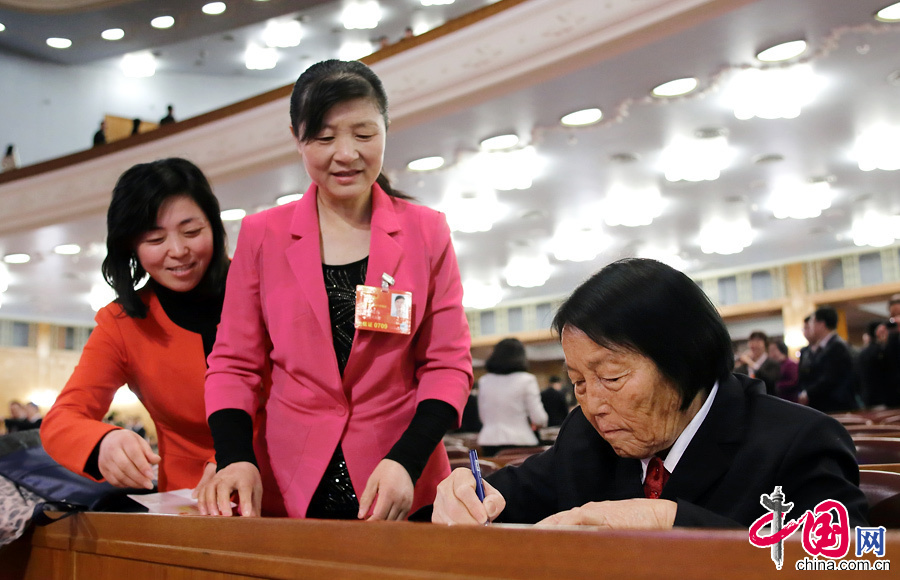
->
355, 285, 412, 335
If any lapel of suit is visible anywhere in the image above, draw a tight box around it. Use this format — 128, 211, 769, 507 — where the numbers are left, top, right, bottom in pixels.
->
363, 184, 403, 290
661, 375, 746, 503
284, 184, 333, 344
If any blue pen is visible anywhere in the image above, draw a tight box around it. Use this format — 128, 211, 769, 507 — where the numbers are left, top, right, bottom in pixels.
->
469, 448, 486, 502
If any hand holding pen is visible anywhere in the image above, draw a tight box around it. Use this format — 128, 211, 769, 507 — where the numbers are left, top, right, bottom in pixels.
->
431, 450, 506, 525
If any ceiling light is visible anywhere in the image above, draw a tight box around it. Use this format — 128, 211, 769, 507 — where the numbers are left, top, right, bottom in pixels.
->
407, 156, 444, 171
276, 193, 302, 205
342, 1, 382, 30
651, 77, 697, 98
3, 253, 30, 264
729, 64, 819, 120
636, 247, 690, 271
202, 2, 227, 15
699, 218, 753, 255
263, 20, 303, 48
770, 180, 833, 219
504, 249, 551, 288
121, 52, 156, 77
0, 22, 5, 32
53, 244, 81, 255
462, 280, 502, 310
338, 40, 374, 61
551, 227, 610, 262
876, 3, 900, 21
662, 134, 731, 182
463, 146, 541, 191
479, 134, 519, 151
46, 38, 72, 49
851, 212, 900, 247
151, 16, 175, 29
756, 40, 807, 62
603, 183, 664, 227
101, 28, 124, 41
0, 263, 10, 292
855, 124, 900, 171
421, 0, 455, 6
221, 209, 246, 221
245, 44, 278, 70
442, 190, 503, 233
560, 108, 602, 127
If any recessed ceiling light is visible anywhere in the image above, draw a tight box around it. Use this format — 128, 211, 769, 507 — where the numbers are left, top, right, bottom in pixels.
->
561, 108, 602, 127
276, 193, 302, 205
263, 20, 303, 48
46, 37, 72, 49
0, 22, 6, 32
151, 16, 175, 29
245, 44, 278, 70
876, 2, 900, 22
651, 77, 697, 98
202, 2, 227, 15
101, 28, 125, 41
53, 244, 81, 255
407, 156, 444, 171
480, 134, 519, 151
756, 40, 807, 62
3, 253, 30, 264
342, 0, 382, 30
221, 208, 246, 221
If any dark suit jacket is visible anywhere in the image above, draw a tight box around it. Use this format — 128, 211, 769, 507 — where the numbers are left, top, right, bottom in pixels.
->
487, 373, 867, 528
798, 335, 859, 413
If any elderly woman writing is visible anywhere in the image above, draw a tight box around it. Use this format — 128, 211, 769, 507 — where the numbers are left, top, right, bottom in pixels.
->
433, 258, 867, 528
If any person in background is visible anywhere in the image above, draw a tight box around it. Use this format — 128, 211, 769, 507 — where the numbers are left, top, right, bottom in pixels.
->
540, 375, 569, 427
22, 403, 42, 430
130, 118, 142, 136
432, 258, 867, 529
767, 340, 800, 403
733, 331, 780, 395
40, 158, 260, 497
797, 307, 860, 412
159, 104, 176, 126
2, 144, 19, 172
4, 401, 28, 434
93, 120, 107, 147
198, 59, 472, 521
477, 338, 548, 457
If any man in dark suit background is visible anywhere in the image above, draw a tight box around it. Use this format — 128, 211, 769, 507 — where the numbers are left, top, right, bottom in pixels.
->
797, 307, 860, 413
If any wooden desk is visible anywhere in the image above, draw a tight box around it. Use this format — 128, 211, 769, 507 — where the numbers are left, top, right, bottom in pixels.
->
2, 513, 896, 579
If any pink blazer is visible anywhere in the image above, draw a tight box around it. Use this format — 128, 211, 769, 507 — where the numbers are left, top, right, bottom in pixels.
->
206, 183, 473, 517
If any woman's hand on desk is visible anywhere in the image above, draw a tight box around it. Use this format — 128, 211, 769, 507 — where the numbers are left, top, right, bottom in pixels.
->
432, 467, 505, 525
97, 428, 160, 489
195, 461, 262, 517
358, 459, 413, 521
534, 499, 676, 529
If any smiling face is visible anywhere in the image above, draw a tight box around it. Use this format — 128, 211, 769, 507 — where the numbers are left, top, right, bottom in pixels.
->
561, 325, 702, 459
295, 97, 386, 207
135, 195, 213, 293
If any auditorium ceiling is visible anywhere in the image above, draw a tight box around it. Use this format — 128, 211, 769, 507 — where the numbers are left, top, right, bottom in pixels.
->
0, 0, 899, 331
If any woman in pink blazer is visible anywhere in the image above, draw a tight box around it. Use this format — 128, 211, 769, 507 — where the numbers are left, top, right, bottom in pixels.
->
198, 60, 473, 520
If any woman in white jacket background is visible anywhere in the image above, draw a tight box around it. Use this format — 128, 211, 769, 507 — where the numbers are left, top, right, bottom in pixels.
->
477, 338, 548, 456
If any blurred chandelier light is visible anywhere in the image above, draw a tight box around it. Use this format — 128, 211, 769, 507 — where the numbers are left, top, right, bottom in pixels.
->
46, 37, 72, 49
770, 180, 833, 219
464, 146, 540, 191
504, 249, 551, 288
651, 77, 698, 98
850, 212, 900, 247
462, 280, 502, 309
479, 134, 519, 151
202, 2, 227, 15
53, 244, 81, 255
121, 52, 157, 77
276, 193, 302, 205
443, 191, 502, 233
89, 283, 115, 312
699, 218, 753, 255
854, 124, 900, 171
636, 246, 689, 271
342, 1, 382, 30
603, 184, 664, 227
221, 208, 247, 221
560, 108, 602, 127
729, 64, 818, 120
551, 227, 610, 262
101, 28, 124, 41
662, 133, 730, 182
407, 156, 444, 171
151, 16, 175, 29
338, 40, 374, 61
263, 20, 302, 48
875, 3, 900, 22
756, 40, 807, 62
245, 44, 278, 70
3, 253, 30, 264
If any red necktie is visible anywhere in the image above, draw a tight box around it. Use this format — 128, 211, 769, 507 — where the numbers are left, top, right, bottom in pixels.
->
643, 456, 670, 499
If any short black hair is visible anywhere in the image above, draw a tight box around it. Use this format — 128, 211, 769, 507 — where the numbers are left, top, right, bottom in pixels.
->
552, 258, 733, 410
814, 307, 838, 330
485, 338, 529, 374
772, 340, 789, 356
101, 158, 229, 318
748, 331, 768, 344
